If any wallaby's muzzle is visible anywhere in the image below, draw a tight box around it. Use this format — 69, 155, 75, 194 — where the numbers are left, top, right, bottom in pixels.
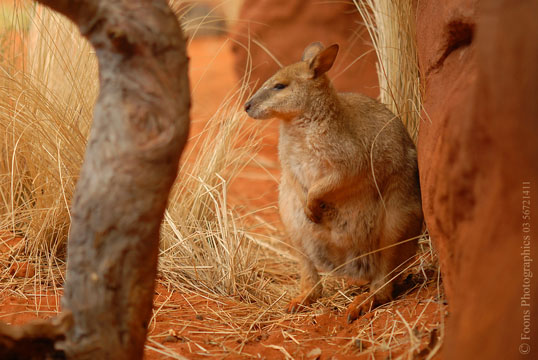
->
244, 93, 273, 120
244, 100, 252, 113
244, 98, 260, 118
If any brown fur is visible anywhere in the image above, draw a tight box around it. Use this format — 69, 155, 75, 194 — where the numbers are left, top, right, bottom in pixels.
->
244, 42, 423, 323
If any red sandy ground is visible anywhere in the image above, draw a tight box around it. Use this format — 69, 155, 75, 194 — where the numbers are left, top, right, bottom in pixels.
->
0, 36, 445, 359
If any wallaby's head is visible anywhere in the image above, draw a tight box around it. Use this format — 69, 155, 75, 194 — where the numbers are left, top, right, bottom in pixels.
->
244, 42, 339, 120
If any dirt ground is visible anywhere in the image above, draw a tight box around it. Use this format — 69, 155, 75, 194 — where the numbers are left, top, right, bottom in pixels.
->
0, 36, 445, 359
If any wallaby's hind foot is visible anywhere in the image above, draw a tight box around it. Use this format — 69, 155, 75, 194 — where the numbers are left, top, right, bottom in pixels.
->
287, 292, 319, 313
287, 256, 323, 313
346, 293, 374, 323
346, 280, 395, 323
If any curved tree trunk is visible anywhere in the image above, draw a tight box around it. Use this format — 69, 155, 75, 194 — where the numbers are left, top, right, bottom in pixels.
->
31, 0, 190, 358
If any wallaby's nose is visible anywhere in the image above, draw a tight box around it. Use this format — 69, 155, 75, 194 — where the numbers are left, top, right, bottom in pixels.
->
244, 100, 252, 112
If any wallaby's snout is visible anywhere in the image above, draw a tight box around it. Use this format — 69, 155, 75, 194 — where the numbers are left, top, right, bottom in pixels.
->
244, 94, 268, 119
243, 90, 269, 119
244, 100, 252, 113
244, 80, 292, 120
244, 42, 339, 121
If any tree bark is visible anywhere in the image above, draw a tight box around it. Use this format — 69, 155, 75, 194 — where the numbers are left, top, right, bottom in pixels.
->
32, 0, 190, 358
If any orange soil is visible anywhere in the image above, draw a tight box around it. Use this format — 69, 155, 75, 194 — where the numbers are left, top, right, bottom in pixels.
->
144, 281, 443, 360
0, 36, 445, 359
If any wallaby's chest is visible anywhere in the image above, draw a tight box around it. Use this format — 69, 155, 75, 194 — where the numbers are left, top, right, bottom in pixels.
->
279, 124, 335, 189
291, 155, 326, 190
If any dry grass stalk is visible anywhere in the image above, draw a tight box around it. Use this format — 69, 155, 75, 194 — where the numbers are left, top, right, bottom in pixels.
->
354, 0, 422, 141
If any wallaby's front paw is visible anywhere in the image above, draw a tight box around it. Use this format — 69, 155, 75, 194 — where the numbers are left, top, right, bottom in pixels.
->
304, 205, 322, 223
305, 199, 326, 223
346, 293, 374, 324
287, 295, 314, 313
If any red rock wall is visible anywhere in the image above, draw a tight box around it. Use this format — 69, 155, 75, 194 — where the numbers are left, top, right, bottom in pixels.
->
416, 0, 538, 358
230, 0, 378, 97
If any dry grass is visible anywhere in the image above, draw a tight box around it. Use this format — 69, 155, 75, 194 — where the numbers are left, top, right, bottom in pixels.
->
0, 1, 444, 359
354, 0, 422, 142
157, 77, 293, 308
0, 1, 94, 293
145, 234, 444, 359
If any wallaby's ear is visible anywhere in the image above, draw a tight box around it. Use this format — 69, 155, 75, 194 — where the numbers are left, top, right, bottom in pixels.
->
308, 44, 339, 78
302, 42, 325, 62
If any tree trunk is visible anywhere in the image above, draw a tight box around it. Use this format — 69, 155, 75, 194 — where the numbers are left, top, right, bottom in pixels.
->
32, 0, 190, 358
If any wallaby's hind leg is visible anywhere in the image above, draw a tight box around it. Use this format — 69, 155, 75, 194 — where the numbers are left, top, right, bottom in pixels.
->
345, 190, 422, 323
345, 233, 418, 323
287, 255, 322, 313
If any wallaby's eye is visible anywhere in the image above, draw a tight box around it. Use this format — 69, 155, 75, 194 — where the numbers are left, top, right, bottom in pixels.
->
273, 83, 287, 90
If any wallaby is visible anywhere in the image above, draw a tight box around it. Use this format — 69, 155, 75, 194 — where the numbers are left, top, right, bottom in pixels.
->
244, 42, 423, 323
